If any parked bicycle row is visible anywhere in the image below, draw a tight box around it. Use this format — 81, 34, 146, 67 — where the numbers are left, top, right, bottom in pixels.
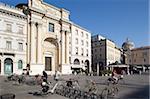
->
3, 69, 125, 99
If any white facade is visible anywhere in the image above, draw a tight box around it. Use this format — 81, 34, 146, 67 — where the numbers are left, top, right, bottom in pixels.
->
0, 3, 27, 75
69, 23, 91, 73
0, 0, 92, 75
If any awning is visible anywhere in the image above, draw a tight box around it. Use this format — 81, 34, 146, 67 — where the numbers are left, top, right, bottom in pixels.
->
71, 64, 84, 69
107, 65, 129, 67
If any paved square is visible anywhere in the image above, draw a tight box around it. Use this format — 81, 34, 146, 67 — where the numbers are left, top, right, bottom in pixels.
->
0, 72, 149, 99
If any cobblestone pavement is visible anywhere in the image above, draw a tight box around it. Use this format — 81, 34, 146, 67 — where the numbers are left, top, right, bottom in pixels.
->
0, 71, 149, 99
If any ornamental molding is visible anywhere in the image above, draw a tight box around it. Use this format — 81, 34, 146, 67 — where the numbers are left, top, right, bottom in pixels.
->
4, 37, 13, 40
0, 9, 27, 20
16, 39, 24, 42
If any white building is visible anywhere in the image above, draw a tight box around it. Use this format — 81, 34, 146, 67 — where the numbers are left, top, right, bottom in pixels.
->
0, 3, 27, 75
0, 0, 92, 75
69, 23, 91, 73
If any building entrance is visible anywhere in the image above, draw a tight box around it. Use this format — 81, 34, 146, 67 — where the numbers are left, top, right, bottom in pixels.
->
4, 58, 13, 75
45, 57, 52, 71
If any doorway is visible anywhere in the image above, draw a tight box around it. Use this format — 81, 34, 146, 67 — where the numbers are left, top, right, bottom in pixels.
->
4, 58, 13, 75
45, 57, 52, 71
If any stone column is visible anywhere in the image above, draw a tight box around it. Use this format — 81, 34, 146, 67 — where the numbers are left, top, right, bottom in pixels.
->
65, 31, 69, 64
37, 23, 42, 64
61, 30, 65, 64
89, 63, 92, 74
127, 66, 130, 75
30, 21, 36, 64
1, 58, 4, 75
97, 63, 99, 76
142, 66, 145, 72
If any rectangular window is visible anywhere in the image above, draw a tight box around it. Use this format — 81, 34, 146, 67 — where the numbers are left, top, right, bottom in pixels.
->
86, 49, 88, 56
69, 37, 71, 44
6, 41, 12, 50
75, 38, 78, 44
18, 43, 23, 51
81, 48, 84, 56
69, 46, 71, 54
49, 23, 54, 32
86, 34, 88, 39
76, 29, 78, 35
81, 32, 84, 37
18, 26, 23, 34
18, 60, 23, 69
69, 57, 71, 64
81, 40, 84, 45
6, 24, 12, 32
75, 47, 78, 55
86, 41, 88, 47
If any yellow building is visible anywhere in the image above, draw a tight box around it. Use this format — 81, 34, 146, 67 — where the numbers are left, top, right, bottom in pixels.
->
129, 46, 150, 66
92, 35, 121, 72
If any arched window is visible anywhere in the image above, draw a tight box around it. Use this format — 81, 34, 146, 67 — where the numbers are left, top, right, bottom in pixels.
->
74, 59, 80, 65
18, 60, 23, 69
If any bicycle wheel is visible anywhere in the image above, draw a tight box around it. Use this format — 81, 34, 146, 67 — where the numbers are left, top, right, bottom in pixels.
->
111, 86, 119, 95
118, 79, 125, 85
101, 88, 111, 99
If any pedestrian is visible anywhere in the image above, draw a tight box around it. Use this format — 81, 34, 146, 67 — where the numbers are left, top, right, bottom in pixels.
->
111, 69, 119, 84
54, 71, 59, 81
42, 71, 48, 83
26, 64, 30, 76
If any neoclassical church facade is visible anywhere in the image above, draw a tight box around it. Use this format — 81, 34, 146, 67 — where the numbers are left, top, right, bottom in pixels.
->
0, 0, 91, 75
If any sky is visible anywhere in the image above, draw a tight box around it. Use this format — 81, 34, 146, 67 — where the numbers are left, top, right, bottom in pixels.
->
0, 0, 149, 48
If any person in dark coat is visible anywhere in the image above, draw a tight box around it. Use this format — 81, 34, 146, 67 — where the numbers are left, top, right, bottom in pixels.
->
42, 71, 48, 82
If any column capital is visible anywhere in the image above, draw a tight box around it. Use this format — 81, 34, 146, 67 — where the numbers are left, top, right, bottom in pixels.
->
29, 21, 42, 26
60, 30, 70, 33
29, 21, 36, 25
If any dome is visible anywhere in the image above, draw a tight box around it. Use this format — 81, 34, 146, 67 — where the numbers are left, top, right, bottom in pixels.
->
122, 38, 134, 51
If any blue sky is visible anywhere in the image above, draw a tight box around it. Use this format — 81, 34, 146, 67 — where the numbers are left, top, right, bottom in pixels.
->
0, 0, 149, 47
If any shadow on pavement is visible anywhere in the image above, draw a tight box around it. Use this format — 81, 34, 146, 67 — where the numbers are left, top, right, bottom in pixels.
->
119, 85, 149, 99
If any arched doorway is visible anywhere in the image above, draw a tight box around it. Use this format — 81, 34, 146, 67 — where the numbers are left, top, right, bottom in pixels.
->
74, 59, 80, 65
43, 38, 59, 72
4, 58, 13, 75
85, 60, 90, 73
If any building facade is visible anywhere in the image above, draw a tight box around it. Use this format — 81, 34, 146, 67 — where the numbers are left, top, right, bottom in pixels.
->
0, 0, 92, 75
0, 3, 27, 75
69, 23, 91, 74
128, 46, 150, 66
26, 0, 72, 75
92, 35, 121, 72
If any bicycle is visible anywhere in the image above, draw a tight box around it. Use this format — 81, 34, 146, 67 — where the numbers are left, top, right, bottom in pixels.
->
101, 82, 118, 99
116, 75, 125, 85
5, 74, 26, 85
84, 79, 98, 94
28, 80, 61, 96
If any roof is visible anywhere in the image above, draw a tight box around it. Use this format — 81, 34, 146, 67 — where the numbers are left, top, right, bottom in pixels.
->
131, 46, 150, 51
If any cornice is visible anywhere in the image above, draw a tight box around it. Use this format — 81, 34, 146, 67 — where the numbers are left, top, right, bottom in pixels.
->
0, 2, 21, 11
0, 31, 27, 38
71, 22, 91, 33
30, 7, 71, 25
0, 9, 27, 20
